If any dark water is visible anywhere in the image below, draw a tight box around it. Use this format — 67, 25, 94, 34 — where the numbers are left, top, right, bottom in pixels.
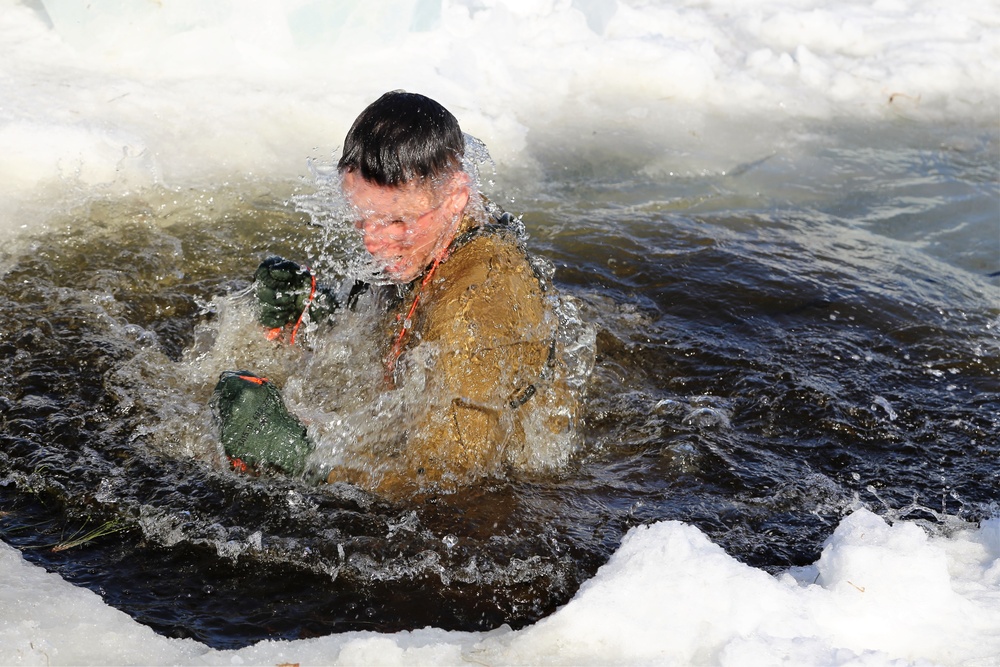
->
1, 121, 997, 649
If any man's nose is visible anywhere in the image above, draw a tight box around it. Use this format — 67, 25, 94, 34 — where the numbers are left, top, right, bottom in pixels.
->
355, 217, 376, 238
358, 223, 386, 251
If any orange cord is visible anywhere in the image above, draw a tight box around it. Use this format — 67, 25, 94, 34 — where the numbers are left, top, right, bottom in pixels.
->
384, 256, 442, 385
264, 269, 317, 346
288, 272, 317, 346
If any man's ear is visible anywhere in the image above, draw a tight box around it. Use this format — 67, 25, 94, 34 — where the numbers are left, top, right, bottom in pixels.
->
442, 171, 471, 218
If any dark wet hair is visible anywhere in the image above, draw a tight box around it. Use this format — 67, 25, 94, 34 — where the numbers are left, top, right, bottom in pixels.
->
338, 91, 464, 187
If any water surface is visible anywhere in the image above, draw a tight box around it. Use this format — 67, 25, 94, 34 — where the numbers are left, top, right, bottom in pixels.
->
0, 120, 996, 648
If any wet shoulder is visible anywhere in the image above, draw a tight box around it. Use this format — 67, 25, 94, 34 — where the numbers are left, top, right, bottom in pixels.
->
423, 230, 548, 340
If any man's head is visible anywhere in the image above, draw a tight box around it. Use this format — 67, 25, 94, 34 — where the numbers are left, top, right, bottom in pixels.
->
338, 90, 464, 186
339, 91, 472, 283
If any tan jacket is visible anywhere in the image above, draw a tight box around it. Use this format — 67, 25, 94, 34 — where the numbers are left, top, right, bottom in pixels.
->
331, 219, 574, 496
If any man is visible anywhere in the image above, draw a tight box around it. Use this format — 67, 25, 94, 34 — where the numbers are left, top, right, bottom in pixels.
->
214, 91, 575, 497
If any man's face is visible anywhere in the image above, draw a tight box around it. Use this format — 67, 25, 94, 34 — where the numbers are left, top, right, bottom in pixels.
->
342, 171, 464, 284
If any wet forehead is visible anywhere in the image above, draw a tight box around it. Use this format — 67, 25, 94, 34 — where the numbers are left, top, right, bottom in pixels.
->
342, 171, 436, 219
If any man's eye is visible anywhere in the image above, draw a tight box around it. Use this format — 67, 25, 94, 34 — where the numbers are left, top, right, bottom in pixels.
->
355, 217, 408, 231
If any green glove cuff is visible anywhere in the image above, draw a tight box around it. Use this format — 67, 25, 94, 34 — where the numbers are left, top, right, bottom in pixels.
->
212, 371, 314, 477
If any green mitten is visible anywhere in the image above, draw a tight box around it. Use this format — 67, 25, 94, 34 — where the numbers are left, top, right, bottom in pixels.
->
212, 371, 314, 476
253, 256, 315, 329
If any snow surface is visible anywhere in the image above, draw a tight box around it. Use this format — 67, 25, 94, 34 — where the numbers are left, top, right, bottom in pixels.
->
3, 510, 1000, 666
